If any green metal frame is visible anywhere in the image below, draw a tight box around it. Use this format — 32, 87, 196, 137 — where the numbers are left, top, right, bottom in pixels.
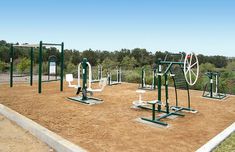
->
92, 65, 102, 83
46, 55, 58, 82
10, 41, 64, 94
107, 67, 121, 86
38, 41, 64, 93
67, 58, 103, 104
9, 44, 34, 87
141, 57, 197, 126
139, 67, 157, 90
202, 71, 226, 99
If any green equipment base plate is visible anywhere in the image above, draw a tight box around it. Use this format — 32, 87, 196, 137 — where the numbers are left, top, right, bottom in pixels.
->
203, 92, 227, 100
67, 96, 103, 105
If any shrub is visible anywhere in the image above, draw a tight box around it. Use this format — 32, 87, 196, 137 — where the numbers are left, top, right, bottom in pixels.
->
17, 58, 30, 74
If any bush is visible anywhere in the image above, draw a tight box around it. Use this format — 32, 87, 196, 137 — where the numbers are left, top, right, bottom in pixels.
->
17, 58, 30, 74
0, 60, 7, 72
65, 62, 77, 76
200, 63, 215, 73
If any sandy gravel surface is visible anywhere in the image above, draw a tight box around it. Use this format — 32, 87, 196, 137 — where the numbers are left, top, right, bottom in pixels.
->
0, 81, 235, 152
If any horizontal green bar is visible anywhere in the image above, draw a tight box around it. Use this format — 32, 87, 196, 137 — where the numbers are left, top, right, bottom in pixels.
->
42, 43, 62, 46
42, 79, 60, 82
141, 117, 168, 126
160, 61, 184, 65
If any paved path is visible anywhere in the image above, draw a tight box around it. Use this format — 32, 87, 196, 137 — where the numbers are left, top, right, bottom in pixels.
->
0, 114, 52, 152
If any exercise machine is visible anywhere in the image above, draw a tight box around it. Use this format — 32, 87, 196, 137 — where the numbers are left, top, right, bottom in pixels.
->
107, 67, 121, 85
10, 41, 64, 94
91, 65, 103, 83
47, 55, 59, 82
202, 71, 226, 99
67, 58, 107, 105
134, 52, 199, 126
139, 66, 157, 90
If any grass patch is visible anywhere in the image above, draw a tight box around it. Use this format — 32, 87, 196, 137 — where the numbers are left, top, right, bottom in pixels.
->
213, 132, 235, 152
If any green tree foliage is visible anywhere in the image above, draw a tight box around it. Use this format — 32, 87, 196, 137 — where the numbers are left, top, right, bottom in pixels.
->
226, 61, 235, 71
101, 58, 117, 69
81, 49, 97, 65
121, 56, 137, 69
17, 58, 30, 74
0, 60, 7, 72
0, 40, 234, 94
200, 63, 215, 73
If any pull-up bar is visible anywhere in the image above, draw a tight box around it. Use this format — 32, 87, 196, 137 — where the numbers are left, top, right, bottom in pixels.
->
9, 41, 64, 94
12, 44, 39, 48
10, 45, 34, 87
38, 41, 64, 93
41, 43, 63, 46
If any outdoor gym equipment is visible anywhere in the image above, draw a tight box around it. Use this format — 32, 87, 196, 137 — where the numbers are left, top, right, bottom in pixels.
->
139, 66, 157, 90
136, 52, 199, 126
91, 65, 103, 83
65, 74, 78, 88
10, 41, 64, 94
10, 44, 35, 87
107, 67, 122, 86
47, 55, 59, 82
202, 71, 226, 99
67, 58, 107, 105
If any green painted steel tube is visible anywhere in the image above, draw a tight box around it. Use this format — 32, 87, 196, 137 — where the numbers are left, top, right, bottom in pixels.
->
41, 43, 62, 46
38, 41, 43, 93
152, 103, 155, 120
82, 58, 88, 100
153, 69, 156, 90
10, 44, 13, 87
209, 73, 213, 98
171, 71, 178, 107
157, 59, 162, 112
30, 47, 34, 86
60, 42, 64, 92
160, 61, 184, 65
141, 67, 144, 88
165, 74, 169, 114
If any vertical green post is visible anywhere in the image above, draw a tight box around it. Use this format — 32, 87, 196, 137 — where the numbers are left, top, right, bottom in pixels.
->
48, 59, 50, 81
60, 42, 64, 92
141, 67, 144, 88
38, 41, 43, 93
152, 103, 156, 120
10, 44, 13, 87
30, 47, 34, 86
157, 59, 162, 112
153, 69, 156, 90
82, 58, 88, 100
165, 74, 169, 114
209, 73, 213, 98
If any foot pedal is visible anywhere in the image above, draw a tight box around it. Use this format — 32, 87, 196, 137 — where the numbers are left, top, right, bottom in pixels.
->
76, 87, 82, 95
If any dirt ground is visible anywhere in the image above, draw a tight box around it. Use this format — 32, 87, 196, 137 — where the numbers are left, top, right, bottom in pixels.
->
0, 81, 234, 152
0, 114, 51, 152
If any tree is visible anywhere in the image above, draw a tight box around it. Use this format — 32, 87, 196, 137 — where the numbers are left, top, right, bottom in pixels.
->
17, 57, 31, 74
0, 60, 7, 72
121, 56, 137, 69
200, 63, 215, 73
81, 49, 97, 65
226, 61, 235, 72
101, 58, 117, 70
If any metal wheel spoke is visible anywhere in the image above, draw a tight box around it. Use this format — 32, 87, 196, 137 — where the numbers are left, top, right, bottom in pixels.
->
189, 54, 193, 65
185, 67, 190, 74
190, 62, 197, 68
191, 69, 197, 77
189, 70, 192, 84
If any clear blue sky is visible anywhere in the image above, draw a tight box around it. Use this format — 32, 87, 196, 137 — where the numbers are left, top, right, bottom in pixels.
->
1, 0, 235, 57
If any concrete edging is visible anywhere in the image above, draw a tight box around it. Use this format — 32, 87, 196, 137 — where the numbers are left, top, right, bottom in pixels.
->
196, 122, 235, 152
0, 104, 87, 152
